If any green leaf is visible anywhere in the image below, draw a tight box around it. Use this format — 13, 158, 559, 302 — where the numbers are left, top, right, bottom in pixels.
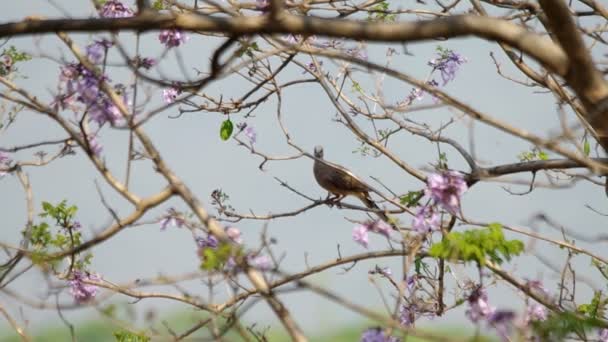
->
538, 151, 549, 160
113, 330, 150, 342
584, 139, 591, 156
152, 0, 164, 10
220, 119, 233, 141
399, 190, 424, 207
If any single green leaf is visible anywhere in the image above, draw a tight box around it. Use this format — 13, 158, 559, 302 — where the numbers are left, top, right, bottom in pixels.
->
584, 140, 591, 156
220, 119, 233, 141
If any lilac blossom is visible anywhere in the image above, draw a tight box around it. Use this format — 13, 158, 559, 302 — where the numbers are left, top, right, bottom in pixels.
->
303, 60, 323, 74
487, 310, 516, 341
139, 57, 156, 69
466, 287, 495, 323
162, 87, 180, 104
405, 274, 417, 292
600, 329, 608, 342
86, 135, 103, 156
352, 224, 369, 248
196, 235, 219, 249
159, 29, 188, 48
85, 40, 112, 64
0, 151, 10, 164
0, 151, 10, 178
412, 205, 439, 234
256, 0, 270, 11
244, 126, 257, 144
247, 254, 272, 271
525, 303, 548, 323
99, 0, 134, 18
360, 328, 399, 342
68, 270, 100, 303
399, 304, 415, 327
428, 49, 467, 85
369, 220, 391, 237
160, 208, 185, 230
346, 47, 368, 61
225, 226, 243, 244
425, 171, 468, 214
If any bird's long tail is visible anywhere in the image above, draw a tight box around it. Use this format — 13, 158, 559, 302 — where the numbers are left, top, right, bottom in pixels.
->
358, 194, 395, 228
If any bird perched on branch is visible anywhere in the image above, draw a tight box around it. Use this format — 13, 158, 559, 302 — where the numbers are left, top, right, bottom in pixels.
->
313, 145, 392, 225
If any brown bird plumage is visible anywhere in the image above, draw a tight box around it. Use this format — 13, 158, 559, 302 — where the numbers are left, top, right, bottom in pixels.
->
313, 146, 391, 223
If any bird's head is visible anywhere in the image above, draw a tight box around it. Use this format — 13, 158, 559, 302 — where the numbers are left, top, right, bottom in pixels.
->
313, 145, 324, 158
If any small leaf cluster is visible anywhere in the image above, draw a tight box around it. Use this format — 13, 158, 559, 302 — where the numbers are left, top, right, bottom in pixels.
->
429, 223, 524, 265
113, 330, 150, 342
577, 291, 607, 320
400, 190, 424, 207
28, 200, 91, 268
236, 42, 261, 58
518, 148, 549, 162
367, 1, 396, 22
0, 46, 31, 76
531, 312, 603, 341
200, 242, 244, 271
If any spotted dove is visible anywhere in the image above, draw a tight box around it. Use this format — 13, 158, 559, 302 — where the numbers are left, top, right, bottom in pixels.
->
313, 145, 391, 224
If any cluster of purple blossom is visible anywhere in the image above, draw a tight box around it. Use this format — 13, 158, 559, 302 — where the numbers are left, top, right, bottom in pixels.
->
159, 29, 189, 48
159, 207, 187, 230
352, 220, 392, 248
236, 123, 257, 145
68, 270, 101, 303
99, 0, 133, 18
0, 151, 11, 178
465, 284, 550, 341
402, 48, 466, 106
412, 171, 468, 234
58, 62, 130, 128
195, 226, 272, 271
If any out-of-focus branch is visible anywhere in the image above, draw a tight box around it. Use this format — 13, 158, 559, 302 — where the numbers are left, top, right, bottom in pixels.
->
0, 13, 568, 76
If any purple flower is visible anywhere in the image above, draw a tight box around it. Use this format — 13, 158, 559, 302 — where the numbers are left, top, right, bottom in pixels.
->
256, 0, 270, 11
412, 205, 439, 234
86, 40, 112, 64
425, 171, 467, 214
68, 270, 100, 303
159, 29, 188, 48
466, 287, 495, 323
487, 310, 515, 341
405, 274, 417, 292
99, 0, 134, 18
162, 87, 180, 104
320, 39, 344, 49
346, 47, 368, 61
244, 126, 257, 144
428, 49, 467, 85
352, 224, 369, 248
160, 208, 185, 230
525, 303, 548, 323
247, 254, 272, 271
369, 220, 391, 238
139, 57, 156, 69
600, 329, 608, 342
225, 226, 243, 244
86, 135, 103, 156
196, 235, 219, 249
284, 34, 300, 44
360, 328, 399, 342
303, 60, 323, 74
399, 304, 415, 327
0, 151, 10, 165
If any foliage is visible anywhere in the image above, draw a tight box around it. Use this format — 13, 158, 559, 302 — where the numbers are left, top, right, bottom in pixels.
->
429, 223, 524, 265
